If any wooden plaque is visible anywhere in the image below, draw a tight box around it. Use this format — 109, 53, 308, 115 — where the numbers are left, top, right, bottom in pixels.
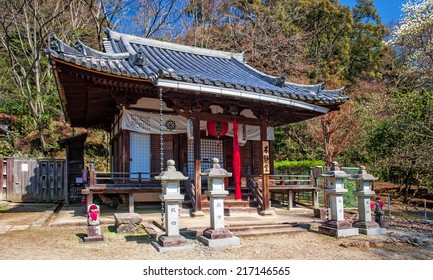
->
262, 141, 270, 175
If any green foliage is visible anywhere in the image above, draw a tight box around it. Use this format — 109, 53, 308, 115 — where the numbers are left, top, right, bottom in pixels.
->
343, 180, 358, 208
347, 0, 389, 82
365, 91, 433, 193
274, 159, 325, 174
274, 122, 324, 161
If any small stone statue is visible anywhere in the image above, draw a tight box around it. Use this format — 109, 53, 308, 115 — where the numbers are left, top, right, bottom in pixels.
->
84, 203, 104, 242
375, 197, 387, 228
87, 204, 100, 226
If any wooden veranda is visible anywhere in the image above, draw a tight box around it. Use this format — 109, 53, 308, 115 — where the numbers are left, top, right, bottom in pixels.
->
82, 165, 321, 214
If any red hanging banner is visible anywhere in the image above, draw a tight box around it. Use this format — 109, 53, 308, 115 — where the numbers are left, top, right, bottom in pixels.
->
233, 118, 242, 200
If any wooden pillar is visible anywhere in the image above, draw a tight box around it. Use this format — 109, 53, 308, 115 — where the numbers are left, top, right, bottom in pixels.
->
87, 191, 93, 209
313, 190, 319, 208
6, 158, 14, 201
192, 110, 204, 216
288, 190, 293, 210
63, 160, 69, 205
259, 118, 273, 215
129, 191, 134, 213
87, 161, 95, 209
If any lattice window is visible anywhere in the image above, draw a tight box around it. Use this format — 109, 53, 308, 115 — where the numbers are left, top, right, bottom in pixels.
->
187, 138, 224, 180
130, 132, 151, 179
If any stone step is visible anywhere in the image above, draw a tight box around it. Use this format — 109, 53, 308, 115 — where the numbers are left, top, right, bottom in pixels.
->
230, 226, 305, 237
201, 200, 252, 208
226, 223, 295, 232
181, 200, 259, 211
176, 222, 307, 238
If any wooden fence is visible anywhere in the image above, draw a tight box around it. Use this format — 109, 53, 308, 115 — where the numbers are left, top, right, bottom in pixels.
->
0, 158, 67, 203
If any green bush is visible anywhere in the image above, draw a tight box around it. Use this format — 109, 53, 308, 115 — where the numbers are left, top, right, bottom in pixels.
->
343, 180, 358, 208
274, 160, 325, 174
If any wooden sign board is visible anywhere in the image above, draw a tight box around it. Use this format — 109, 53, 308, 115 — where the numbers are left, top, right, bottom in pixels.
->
262, 141, 270, 175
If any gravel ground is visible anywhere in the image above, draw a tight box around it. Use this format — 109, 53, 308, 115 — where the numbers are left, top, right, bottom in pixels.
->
0, 220, 431, 260
0, 201, 432, 260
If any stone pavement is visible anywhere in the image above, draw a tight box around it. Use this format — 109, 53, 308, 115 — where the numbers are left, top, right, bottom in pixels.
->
1, 201, 322, 234
0, 202, 55, 234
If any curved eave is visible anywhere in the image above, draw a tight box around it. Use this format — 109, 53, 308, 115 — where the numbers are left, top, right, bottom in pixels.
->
157, 78, 331, 114
48, 56, 155, 130
49, 58, 69, 124
48, 55, 157, 87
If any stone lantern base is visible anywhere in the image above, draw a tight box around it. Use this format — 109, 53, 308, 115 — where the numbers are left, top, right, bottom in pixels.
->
198, 229, 240, 248
318, 220, 359, 238
151, 235, 194, 252
353, 221, 386, 235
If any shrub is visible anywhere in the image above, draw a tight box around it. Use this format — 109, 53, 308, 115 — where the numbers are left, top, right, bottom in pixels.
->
274, 160, 325, 174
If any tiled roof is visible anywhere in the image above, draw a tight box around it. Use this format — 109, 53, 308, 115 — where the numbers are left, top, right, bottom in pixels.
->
46, 30, 349, 105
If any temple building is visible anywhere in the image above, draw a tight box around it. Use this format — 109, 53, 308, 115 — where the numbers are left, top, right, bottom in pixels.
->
46, 29, 348, 215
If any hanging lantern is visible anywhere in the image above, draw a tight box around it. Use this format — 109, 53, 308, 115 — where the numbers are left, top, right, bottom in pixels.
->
207, 121, 228, 138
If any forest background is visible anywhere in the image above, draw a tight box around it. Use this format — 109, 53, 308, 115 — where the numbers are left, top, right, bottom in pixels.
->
0, 0, 432, 201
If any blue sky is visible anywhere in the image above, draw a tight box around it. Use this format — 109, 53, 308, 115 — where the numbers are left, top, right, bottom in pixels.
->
339, 0, 408, 25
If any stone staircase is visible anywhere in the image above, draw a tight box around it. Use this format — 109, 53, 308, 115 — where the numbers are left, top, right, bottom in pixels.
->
145, 220, 307, 239
181, 184, 259, 214
225, 222, 307, 237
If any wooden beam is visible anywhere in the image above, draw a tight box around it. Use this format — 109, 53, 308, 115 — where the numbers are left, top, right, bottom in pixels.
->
199, 112, 261, 126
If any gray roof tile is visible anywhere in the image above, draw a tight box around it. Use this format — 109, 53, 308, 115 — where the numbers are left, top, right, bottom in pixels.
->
46, 30, 349, 105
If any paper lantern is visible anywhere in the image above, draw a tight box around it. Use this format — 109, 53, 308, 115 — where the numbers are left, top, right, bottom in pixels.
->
207, 121, 228, 138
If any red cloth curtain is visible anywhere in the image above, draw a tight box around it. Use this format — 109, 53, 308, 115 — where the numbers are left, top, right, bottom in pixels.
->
233, 118, 242, 200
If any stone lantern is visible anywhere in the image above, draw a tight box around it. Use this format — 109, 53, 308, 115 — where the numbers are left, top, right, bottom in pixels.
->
318, 161, 359, 237
152, 159, 193, 252
350, 165, 385, 235
198, 158, 240, 247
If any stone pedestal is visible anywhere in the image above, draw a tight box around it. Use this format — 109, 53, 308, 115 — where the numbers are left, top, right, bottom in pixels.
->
318, 220, 359, 237
197, 192, 240, 247
152, 160, 193, 252
353, 191, 383, 235
198, 228, 240, 247
152, 200, 194, 251
83, 225, 104, 242
198, 158, 240, 247
318, 162, 358, 238
114, 213, 143, 233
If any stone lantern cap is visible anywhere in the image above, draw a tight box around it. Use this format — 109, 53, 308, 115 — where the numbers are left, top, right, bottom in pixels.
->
320, 161, 350, 179
349, 165, 378, 181
155, 159, 188, 181
200, 158, 232, 178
